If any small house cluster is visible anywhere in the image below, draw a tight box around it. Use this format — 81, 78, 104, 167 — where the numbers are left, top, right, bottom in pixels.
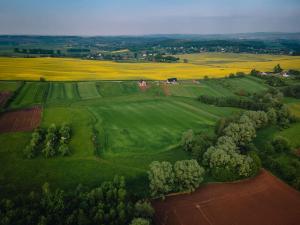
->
166, 78, 177, 84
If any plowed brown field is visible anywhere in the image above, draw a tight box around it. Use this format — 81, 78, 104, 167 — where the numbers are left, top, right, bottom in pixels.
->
0, 106, 42, 133
0, 91, 12, 107
153, 170, 300, 225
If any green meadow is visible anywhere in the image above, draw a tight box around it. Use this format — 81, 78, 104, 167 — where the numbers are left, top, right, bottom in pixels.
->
0, 76, 299, 196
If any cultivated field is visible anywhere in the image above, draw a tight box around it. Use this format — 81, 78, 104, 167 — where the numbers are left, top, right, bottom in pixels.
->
0, 91, 12, 107
0, 106, 42, 133
1, 53, 300, 80
0, 76, 298, 195
153, 170, 300, 225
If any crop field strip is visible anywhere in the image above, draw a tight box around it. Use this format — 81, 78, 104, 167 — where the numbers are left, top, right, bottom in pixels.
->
1, 53, 300, 81
77, 82, 102, 99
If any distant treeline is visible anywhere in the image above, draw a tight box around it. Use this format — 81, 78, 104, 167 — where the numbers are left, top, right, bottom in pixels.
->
67, 48, 90, 53
2, 35, 300, 57
14, 48, 61, 55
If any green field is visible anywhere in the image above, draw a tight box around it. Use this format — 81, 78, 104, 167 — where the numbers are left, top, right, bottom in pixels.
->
0, 76, 299, 195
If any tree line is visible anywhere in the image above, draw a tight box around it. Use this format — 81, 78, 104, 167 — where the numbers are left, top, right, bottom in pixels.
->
185, 88, 297, 182
148, 160, 205, 199
14, 48, 61, 55
0, 176, 154, 225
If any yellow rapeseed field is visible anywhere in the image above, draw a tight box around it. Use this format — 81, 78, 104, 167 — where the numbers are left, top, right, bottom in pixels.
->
0, 53, 300, 81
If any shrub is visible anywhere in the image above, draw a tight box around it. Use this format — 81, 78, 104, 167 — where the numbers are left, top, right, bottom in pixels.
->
272, 136, 291, 153
134, 201, 154, 220
130, 218, 150, 225
174, 160, 205, 192
58, 144, 70, 156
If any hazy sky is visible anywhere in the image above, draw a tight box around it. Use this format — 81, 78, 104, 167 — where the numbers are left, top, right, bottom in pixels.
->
0, 0, 300, 35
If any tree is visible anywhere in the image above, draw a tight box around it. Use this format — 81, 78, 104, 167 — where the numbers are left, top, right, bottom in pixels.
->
242, 111, 268, 129
203, 136, 254, 181
248, 151, 261, 176
272, 136, 291, 153
181, 129, 194, 152
223, 118, 256, 146
250, 69, 260, 76
130, 218, 150, 225
148, 161, 174, 198
273, 64, 283, 73
173, 160, 205, 192
59, 123, 71, 144
191, 133, 215, 162
267, 108, 277, 124
134, 201, 154, 220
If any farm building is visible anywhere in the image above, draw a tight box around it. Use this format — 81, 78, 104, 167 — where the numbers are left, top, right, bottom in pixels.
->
167, 78, 177, 84
281, 71, 290, 77
138, 80, 147, 87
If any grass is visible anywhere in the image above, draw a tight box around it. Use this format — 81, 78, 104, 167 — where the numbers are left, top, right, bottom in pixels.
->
11, 82, 48, 108
1, 53, 300, 80
0, 81, 21, 92
2, 76, 298, 196
168, 76, 267, 98
78, 82, 101, 99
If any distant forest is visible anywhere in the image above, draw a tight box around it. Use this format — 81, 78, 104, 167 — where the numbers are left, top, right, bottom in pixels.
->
1, 33, 300, 61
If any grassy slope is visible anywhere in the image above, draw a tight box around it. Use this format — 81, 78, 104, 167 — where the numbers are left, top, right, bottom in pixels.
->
0, 77, 278, 196
1, 53, 300, 80
255, 97, 300, 150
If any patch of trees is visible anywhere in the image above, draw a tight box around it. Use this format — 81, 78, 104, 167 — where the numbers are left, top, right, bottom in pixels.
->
24, 123, 72, 159
287, 69, 300, 77
227, 72, 246, 78
150, 54, 179, 62
250, 69, 287, 86
67, 48, 90, 53
182, 110, 276, 181
0, 176, 154, 225
281, 85, 300, 98
198, 95, 264, 111
148, 160, 205, 198
199, 88, 295, 128
257, 136, 300, 190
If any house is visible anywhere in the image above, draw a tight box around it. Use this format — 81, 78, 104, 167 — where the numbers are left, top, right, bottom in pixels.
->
167, 78, 177, 84
281, 71, 290, 77
138, 80, 147, 87
260, 72, 268, 76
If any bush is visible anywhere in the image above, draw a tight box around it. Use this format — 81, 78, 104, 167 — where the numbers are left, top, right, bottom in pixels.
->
181, 129, 194, 152
248, 151, 262, 176
130, 218, 150, 225
211, 166, 238, 181
272, 136, 291, 153
134, 201, 154, 220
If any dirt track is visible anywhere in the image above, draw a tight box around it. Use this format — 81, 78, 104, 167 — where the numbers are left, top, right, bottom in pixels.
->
0, 106, 42, 133
153, 170, 300, 225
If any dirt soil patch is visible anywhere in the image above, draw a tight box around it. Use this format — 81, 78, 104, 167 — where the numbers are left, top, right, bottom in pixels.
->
0, 106, 42, 133
153, 170, 300, 225
0, 91, 12, 107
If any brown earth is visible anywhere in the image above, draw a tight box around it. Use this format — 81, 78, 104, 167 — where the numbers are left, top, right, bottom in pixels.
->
0, 106, 42, 133
153, 170, 300, 225
0, 91, 12, 107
